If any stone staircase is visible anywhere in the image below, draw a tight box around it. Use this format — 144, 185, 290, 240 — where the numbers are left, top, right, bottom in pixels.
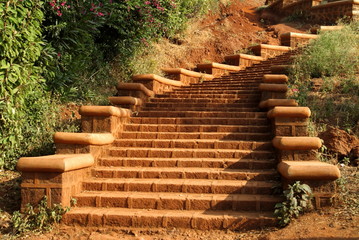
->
61, 51, 299, 229
17, 27, 341, 230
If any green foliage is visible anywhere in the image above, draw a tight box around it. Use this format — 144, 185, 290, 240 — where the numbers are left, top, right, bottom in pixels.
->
274, 181, 313, 227
289, 21, 359, 134
10, 196, 69, 235
0, 0, 220, 170
291, 21, 358, 80
43, 0, 221, 100
0, 0, 58, 169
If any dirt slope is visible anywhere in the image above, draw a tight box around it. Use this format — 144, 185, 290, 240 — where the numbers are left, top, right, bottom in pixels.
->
149, 0, 306, 71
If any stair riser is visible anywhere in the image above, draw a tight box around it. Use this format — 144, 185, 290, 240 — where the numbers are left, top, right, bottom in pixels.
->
99, 159, 276, 169
107, 149, 274, 159
169, 90, 259, 94
141, 107, 259, 112
119, 132, 271, 141
156, 94, 260, 99
145, 103, 259, 108
150, 98, 260, 103
75, 196, 277, 212
82, 182, 274, 195
114, 140, 273, 151
92, 170, 277, 181
136, 112, 266, 118
177, 86, 259, 90
62, 211, 276, 230
130, 118, 269, 125
123, 124, 270, 133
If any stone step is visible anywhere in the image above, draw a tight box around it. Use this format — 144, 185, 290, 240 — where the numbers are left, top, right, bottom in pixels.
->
119, 131, 271, 141
155, 93, 260, 99
92, 167, 278, 181
107, 147, 274, 159
168, 90, 259, 94
123, 123, 270, 133
150, 97, 260, 104
114, 139, 272, 150
136, 111, 266, 118
75, 191, 282, 211
129, 117, 269, 126
178, 85, 260, 90
63, 207, 276, 230
98, 157, 277, 169
145, 102, 259, 108
141, 107, 259, 112
82, 178, 276, 194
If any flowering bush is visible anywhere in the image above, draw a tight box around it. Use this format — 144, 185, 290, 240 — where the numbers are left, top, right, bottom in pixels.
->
0, 0, 219, 169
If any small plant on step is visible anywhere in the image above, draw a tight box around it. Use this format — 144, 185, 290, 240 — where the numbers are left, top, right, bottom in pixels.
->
274, 181, 313, 227
10, 196, 70, 236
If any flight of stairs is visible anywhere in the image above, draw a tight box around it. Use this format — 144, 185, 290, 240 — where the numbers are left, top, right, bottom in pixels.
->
62, 51, 298, 230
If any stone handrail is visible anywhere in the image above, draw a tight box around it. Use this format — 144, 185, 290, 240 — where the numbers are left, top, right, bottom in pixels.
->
132, 74, 184, 87
278, 161, 341, 180
117, 83, 155, 97
17, 154, 94, 173
272, 136, 322, 150
54, 132, 115, 145
197, 62, 242, 71
109, 96, 143, 106
80, 106, 131, 117
161, 68, 214, 80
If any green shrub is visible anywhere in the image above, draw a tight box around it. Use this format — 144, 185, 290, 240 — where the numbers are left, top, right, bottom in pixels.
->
274, 181, 313, 227
0, 0, 59, 169
291, 21, 358, 80
289, 21, 359, 134
10, 196, 69, 235
0, 0, 221, 170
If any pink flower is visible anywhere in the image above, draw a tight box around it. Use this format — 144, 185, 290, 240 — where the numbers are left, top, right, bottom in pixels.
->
144, 1, 150, 5
57, 10, 62, 16
60, 2, 66, 6
292, 88, 299, 92
97, 12, 104, 16
57, 52, 61, 57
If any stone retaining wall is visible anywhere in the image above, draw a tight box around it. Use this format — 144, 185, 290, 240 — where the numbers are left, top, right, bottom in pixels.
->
268, 0, 358, 23
310, 0, 359, 23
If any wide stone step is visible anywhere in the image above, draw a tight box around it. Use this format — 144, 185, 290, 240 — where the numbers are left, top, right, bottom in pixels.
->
168, 90, 259, 94
92, 167, 278, 181
123, 123, 270, 133
136, 111, 266, 118
63, 208, 276, 230
82, 178, 276, 194
107, 147, 274, 159
75, 191, 282, 211
129, 117, 269, 125
145, 102, 259, 108
150, 97, 260, 104
114, 139, 272, 150
98, 157, 277, 169
178, 85, 259, 90
141, 107, 259, 112
156, 93, 260, 99
119, 131, 271, 141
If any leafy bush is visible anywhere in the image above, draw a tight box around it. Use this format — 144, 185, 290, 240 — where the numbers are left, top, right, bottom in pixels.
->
0, 0, 220, 170
10, 196, 69, 235
289, 21, 359, 134
0, 0, 59, 169
274, 181, 313, 227
43, 0, 221, 101
291, 21, 358, 80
